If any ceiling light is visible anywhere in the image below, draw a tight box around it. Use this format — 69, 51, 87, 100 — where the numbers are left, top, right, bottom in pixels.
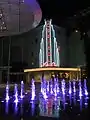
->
75, 30, 78, 33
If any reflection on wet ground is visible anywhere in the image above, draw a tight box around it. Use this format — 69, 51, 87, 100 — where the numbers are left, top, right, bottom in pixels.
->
0, 79, 89, 120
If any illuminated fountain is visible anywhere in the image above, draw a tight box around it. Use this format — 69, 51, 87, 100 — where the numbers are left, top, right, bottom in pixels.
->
41, 78, 47, 99
73, 80, 76, 93
20, 81, 24, 99
50, 80, 53, 95
41, 78, 43, 93
5, 82, 9, 102
56, 82, 60, 94
62, 93, 66, 110
14, 84, 18, 103
69, 81, 72, 94
14, 102, 18, 114
61, 79, 65, 95
84, 79, 88, 96
40, 78, 47, 99
1, 77, 90, 118
47, 81, 49, 93
79, 80, 83, 98
31, 79, 35, 101
54, 78, 57, 97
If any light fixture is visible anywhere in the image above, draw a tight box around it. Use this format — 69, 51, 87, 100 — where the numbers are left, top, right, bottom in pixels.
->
75, 29, 78, 33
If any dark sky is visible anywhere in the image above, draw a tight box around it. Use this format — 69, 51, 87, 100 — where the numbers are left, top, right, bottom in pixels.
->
37, 0, 90, 30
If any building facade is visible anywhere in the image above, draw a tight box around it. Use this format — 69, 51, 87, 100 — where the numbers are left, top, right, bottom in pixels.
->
39, 20, 60, 67
0, 22, 86, 69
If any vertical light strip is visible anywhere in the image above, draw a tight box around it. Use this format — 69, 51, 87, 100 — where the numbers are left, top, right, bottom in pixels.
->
49, 20, 52, 66
52, 25, 56, 64
42, 25, 45, 38
39, 52, 40, 67
40, 49, 42, 67
41, 39, 43, 66
55, 41, 57, 65
54, 37, 56, 64
57, 47, 59, 66
42, 38, 44, 66
42, 25, 45, 66
56, 48, 58, 66
45, 20, 48, 65
58, 50, 60, 66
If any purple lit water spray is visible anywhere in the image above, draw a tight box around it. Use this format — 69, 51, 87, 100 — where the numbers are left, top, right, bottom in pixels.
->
14, 84, 18, 103
20, 81, 24, 99
41, 79, 43, 93
73, 80, 76, 93
47, 81, 49, 93
31, 79, 35, 100
84, 79, 88, 96
79, 79, 82, 98
69, 81, 72, 94
5, 82, 9, 102
50, 79, 53, 94
43, 79, 47, 99
54, 78, 57, 97
61, 79, 65, 94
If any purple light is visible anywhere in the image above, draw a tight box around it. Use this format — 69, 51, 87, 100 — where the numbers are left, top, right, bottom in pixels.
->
41, 80, 43, 93
20, 103, 23, 116
43, 92, 48, 99
79, 80, 83, 98
62, 94, 66, 110
69, 94, 72, 105
73, 80, 76, 93
31, 79, 35, 101
80, 98, 82, 111
57, 85, 60, 93
20, 81, 24, 99
14, 84, 18, 103
73, 94, 76, 105
84, 79, 88, 96
41, 79, 48, 99
14, 102, 18, 114
5, 82, 9, 102
47, 81, 49, 92
69, 81, 72, 94
31, 101, 35, 116
54, 89, 57, 97
79, 88, 83, 98
61, 79, 65, 94
50, 84, 53, 94
5, 101, 9, 114
85, 89, 88, 96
